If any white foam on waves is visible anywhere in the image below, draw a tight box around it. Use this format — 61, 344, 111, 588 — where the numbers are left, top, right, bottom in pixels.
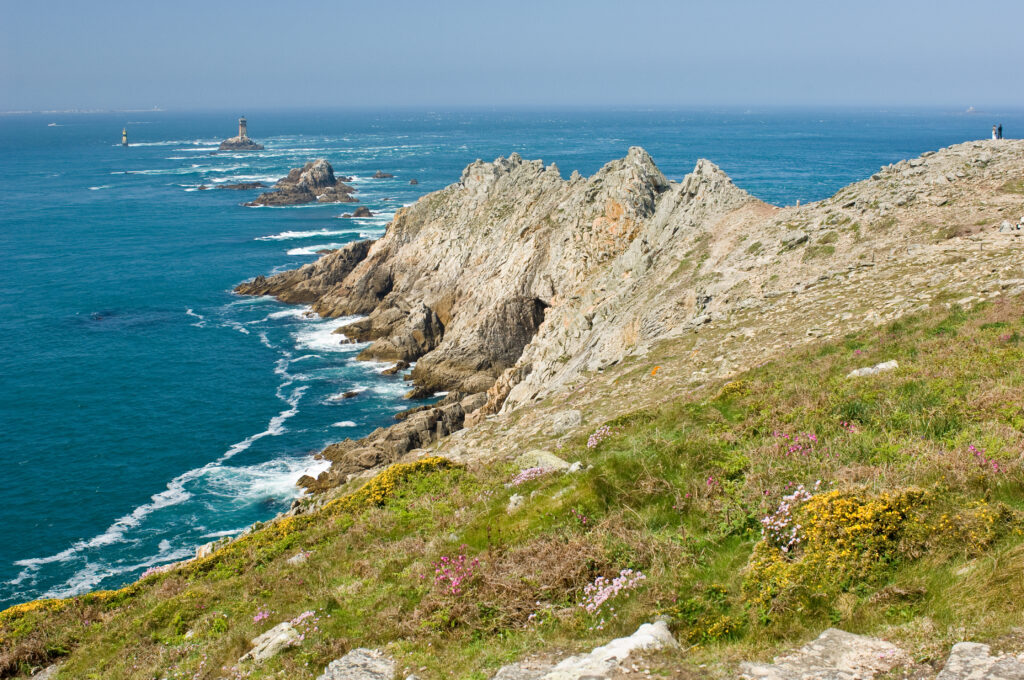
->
293, 316, 366, 352
185, 308, 206, 328
286, 243, 346, 256
257, 229, 360, 241
8, 385, 308, 597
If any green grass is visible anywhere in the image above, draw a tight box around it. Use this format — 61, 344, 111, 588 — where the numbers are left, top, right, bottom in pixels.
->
5, 299, 1024, 678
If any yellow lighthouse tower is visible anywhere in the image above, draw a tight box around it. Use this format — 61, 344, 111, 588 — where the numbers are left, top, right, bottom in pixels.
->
122, 127, 128, 146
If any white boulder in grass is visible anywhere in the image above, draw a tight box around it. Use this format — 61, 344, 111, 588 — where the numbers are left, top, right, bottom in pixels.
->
240, 622, 301, 663
846, 360, 898, 378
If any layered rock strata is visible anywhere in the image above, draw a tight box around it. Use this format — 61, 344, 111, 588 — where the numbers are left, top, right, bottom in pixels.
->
246, 159, 356, 206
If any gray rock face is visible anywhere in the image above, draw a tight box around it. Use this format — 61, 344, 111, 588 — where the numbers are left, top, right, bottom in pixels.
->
32, 665, 60, 679
240, 622, 301, 663
545, 410, 582, 436
936, 642, 1024, 680
316, 648, 396, 680
238, 140, 1024, 485
514, 449, 571, 471
236, 240, 374, 304
740, 628, 910, 680
493, 620, 678, 680
246, 160, 357, 206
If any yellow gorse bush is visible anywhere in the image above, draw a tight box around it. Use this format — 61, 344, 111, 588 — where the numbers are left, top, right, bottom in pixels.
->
743, 486, 1020, 615
326, 456, 459, 513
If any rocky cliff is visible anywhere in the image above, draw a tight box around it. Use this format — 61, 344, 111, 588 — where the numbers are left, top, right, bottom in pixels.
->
237, 140, 1024, 486
246, 159, 357, 206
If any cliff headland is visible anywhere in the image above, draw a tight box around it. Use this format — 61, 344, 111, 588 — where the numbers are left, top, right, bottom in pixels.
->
6, 139, 1024, 679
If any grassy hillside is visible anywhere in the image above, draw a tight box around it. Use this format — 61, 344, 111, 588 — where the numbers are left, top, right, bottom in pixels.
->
4, 297, 1024, 679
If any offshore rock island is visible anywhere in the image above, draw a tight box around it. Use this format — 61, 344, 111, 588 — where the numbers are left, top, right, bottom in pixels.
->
8, 139, 1024, 679
245, 159, 357, 206
218, 116, 264, 151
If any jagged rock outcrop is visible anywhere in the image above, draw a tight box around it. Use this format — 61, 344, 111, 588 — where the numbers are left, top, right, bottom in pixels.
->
298, 392, 469, 491
218, 182, 266, 190
238, 140, 1024, 484
236, 240, 373, 303
246, 160, 357, 206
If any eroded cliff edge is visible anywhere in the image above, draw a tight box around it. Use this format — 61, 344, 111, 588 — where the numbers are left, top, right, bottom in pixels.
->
236, 140, 1024, 489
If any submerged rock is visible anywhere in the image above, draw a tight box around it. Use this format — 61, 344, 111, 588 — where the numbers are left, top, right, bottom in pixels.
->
218, 182, 266, 190
372, 170, 394, 179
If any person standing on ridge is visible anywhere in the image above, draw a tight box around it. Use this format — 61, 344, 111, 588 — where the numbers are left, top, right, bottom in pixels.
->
993, 124, 999, 140
998, 124, 1003, 139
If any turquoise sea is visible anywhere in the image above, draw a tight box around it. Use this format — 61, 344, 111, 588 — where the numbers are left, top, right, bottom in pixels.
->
1, 108, 1022, 608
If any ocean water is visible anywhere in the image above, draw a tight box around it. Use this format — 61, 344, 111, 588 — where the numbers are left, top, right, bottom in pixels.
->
1, 108, 1021, 608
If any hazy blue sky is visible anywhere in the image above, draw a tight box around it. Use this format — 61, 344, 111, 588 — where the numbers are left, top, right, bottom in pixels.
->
2, 0, 1022, 111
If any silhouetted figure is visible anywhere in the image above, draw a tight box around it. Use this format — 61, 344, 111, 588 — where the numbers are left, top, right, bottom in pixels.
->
998, 124, 1003, 139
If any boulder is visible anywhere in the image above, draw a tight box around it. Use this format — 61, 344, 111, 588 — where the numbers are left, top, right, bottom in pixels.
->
316, 648, 396, 680
240, 622, 301, 663
846, 360, 898, 378
372, 170, 394, 179
409, 178, 419, 185
514, 449, 571, 471
218, 182, 266, 190
382, 360, 411, 375
507, 493, 525, 514
740, 628, 910, 680
494, 620, 677, 680
936, 642, 1024, 680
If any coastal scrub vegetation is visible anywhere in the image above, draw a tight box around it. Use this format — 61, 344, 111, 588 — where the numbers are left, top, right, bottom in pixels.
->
4, 298, 1024, 678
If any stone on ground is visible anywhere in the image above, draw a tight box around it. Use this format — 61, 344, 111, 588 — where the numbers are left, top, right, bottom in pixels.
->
493, 619, 677, 680
740, 628, 910, 679
240, 621, 301, 663
846, 360, 898, 378
936, 641, 1024, 680
514, 449, 571, 471
316, 648, 396, 679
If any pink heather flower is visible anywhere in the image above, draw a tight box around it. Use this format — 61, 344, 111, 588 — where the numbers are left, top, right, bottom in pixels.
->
587, 425, 613, 448
511, 466, 551, 486
579, 569, 646, 615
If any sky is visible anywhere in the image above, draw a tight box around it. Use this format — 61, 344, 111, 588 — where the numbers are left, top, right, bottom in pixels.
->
2, 0, 1023, 111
